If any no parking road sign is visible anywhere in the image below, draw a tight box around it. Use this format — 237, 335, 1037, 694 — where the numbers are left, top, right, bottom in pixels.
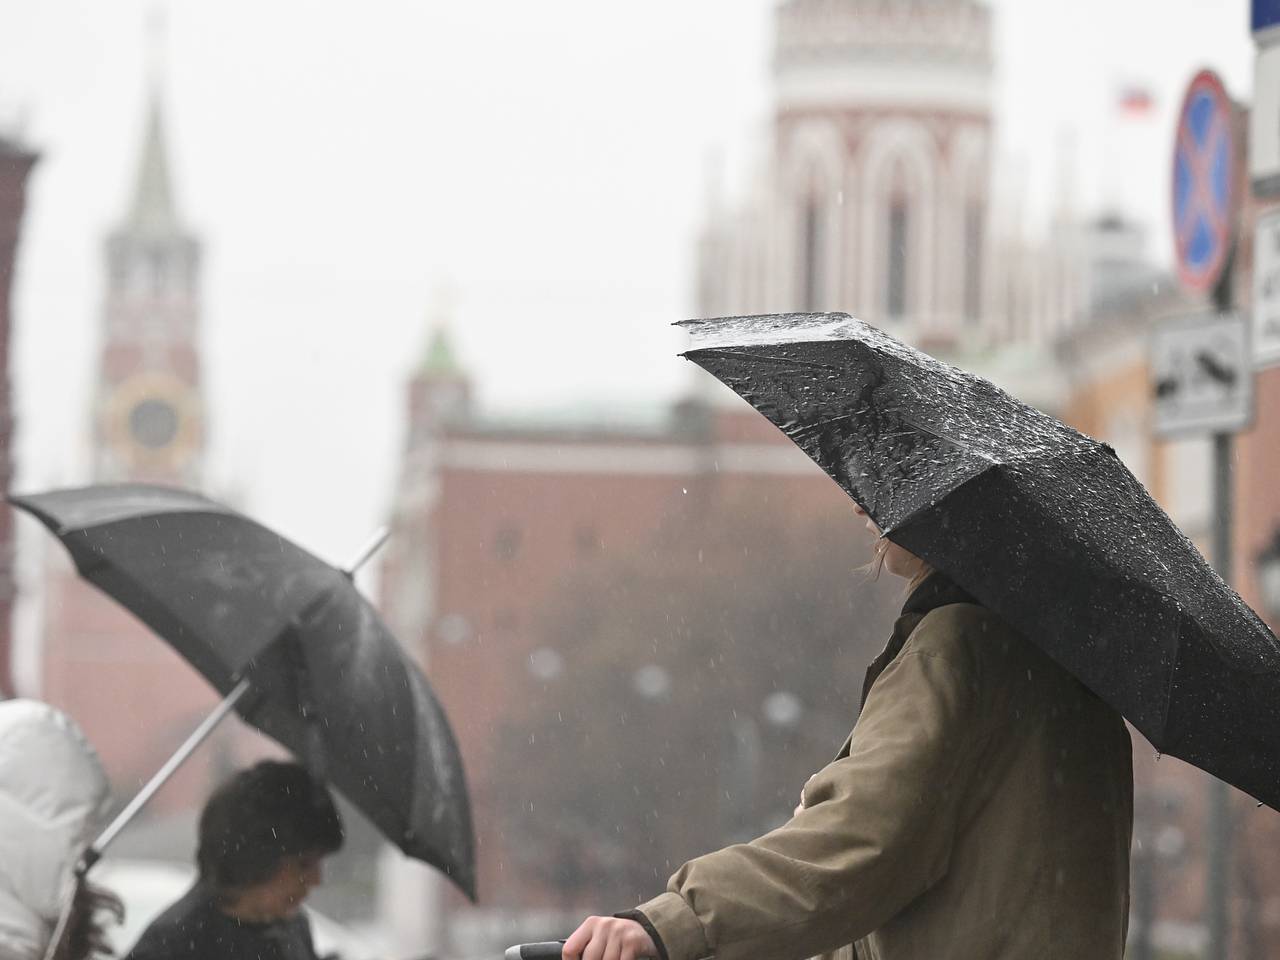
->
1172, 70, 1238, 296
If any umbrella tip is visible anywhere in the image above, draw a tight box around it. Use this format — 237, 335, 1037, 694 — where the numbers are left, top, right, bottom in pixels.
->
345, 527, 390, 576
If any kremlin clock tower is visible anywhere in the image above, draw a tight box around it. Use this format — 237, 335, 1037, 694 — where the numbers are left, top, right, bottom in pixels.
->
39, 85, 223, 814
92, 90, 205, 486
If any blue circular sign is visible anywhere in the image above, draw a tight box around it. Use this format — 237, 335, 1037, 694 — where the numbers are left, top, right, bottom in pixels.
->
1173, 70, 1237, 294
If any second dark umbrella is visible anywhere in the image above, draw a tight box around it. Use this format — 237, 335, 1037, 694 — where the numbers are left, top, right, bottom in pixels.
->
12, 483, 475, 900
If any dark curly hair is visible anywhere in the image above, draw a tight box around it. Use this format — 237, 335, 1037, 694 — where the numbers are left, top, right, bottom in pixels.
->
53, 882, 124, 960
196, 761, 343, 893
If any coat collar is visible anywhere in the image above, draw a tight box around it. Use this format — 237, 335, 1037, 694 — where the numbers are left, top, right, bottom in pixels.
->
901, 569, 976, 618
857, 571, 976, 717
833, 572, 980, 761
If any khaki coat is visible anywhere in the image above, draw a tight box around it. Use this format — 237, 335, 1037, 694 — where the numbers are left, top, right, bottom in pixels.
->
632, 576, 1133, 960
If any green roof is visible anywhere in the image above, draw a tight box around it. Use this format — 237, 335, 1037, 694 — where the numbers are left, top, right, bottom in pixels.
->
421, 326, 463, 376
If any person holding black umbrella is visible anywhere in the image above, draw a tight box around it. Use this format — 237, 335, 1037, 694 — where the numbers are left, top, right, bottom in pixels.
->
12, 485, 475, 904
562, 504, 1133, 960
125, 761, 344, 960
552, 306, 1280, 959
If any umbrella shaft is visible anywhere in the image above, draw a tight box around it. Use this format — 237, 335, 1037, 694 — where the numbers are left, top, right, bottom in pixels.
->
346, 527, 390, 576
1206, 432, 1234, 960
86, 679, 252, 867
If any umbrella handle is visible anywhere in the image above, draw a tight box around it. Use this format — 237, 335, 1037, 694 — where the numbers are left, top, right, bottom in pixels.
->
505, 942, 565, 960
86, 678, 252, 861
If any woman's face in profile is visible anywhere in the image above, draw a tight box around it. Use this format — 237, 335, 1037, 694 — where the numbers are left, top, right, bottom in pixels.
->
852, 503, 928, 581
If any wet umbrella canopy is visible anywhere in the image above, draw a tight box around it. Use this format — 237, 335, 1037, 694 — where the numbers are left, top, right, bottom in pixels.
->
682, 312, 1280, 810
12, 484, 476, 900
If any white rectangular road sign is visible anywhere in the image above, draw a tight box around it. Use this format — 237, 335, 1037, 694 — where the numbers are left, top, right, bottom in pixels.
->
1252, 46, 1280, 196
1151, 313, 1253, 438
1254, 211, 1280, 367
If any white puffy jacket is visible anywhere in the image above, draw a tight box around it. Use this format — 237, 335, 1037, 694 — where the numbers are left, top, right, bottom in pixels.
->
0, 700, 111, 960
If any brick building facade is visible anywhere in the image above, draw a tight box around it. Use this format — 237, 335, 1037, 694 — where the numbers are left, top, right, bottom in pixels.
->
0, 133, 37, 697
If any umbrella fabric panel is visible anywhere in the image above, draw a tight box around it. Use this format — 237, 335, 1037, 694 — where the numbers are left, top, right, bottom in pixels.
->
242, 582, 475, 897
1165, 630, 1280, 805
886, 464, 1183, 742
684, 341, 996, 531
52, 514, 339, 681
12, 485, 231, 534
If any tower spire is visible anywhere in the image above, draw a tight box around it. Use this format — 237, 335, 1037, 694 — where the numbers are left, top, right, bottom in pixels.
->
93, 7, 205, 488
126, 7, 179, 236
127, 94, 178, 234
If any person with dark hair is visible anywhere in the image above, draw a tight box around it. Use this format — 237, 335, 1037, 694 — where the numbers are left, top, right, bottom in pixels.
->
125, 761, 344, 960
0, 699, 122, 960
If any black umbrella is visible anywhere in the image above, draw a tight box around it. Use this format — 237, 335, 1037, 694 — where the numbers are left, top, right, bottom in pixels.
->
682, 312, 1280, 810
12, 483, 475, 900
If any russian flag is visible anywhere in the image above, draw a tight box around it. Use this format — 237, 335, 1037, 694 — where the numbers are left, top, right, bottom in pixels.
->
1118, 85, 1155, 118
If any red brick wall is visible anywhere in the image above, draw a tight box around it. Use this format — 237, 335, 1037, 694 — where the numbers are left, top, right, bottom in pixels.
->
40, 559, 255, 810
402, 413, 865, 906
428, 455, 702, 903
0, 144, 37, 697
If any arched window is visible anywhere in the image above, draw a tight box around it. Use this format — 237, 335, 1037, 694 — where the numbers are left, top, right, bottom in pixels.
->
800, 195, 825, 312
886, 199, 909, 318
963, 198, 984, 324
950, 128, 989, 331
786, 122, 844, 314
794, 156, 833, 313
885, 161, 911, 320
860, 121, 936, 327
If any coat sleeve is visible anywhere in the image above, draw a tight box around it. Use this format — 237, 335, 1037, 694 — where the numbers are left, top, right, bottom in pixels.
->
633, 615, 990, 960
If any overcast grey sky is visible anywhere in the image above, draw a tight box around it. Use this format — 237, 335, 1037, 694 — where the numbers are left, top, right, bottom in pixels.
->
0, 0, 1254, 572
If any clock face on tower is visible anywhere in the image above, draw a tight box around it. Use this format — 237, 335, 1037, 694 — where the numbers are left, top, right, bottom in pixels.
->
128, 397, 181, 449
103, 372, 202, 476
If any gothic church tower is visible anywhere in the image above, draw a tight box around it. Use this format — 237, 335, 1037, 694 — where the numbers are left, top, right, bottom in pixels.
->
92, 89, 204, 486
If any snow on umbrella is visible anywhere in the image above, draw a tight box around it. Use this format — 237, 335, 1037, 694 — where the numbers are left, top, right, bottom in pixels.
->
12, 483, 476, 900
682, 312, 1280, 809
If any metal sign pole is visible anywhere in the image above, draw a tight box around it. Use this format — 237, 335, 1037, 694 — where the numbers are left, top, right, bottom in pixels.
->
1167, 68, 1242, 959
1208, 431, 1233, 960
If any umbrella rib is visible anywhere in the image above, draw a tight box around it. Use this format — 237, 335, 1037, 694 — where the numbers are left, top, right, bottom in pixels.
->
879, 460, 999, 536
789, 412, 863, 438
694, 348, 843, 372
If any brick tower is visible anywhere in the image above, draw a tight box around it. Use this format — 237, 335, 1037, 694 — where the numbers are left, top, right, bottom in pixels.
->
40, 85, 221, 816
0, 132, 38, 696
699, 0, 995, 348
